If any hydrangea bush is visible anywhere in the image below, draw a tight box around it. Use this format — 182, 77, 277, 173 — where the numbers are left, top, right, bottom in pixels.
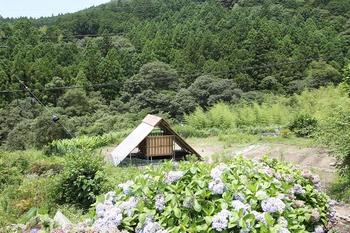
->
91, 156, 334, 233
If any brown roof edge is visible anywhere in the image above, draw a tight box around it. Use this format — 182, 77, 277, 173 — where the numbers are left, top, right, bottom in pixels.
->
158, 119, 202, 159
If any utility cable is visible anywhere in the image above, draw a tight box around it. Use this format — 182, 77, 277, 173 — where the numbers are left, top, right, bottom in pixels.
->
14, 76, 74, 138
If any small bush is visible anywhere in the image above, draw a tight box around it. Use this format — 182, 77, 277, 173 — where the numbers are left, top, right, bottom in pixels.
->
55, 153, 108, 209
280, 128, 292, 138
288, 114, 318, 137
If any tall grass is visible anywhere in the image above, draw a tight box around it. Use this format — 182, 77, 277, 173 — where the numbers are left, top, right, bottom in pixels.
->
45, 130, 131, 155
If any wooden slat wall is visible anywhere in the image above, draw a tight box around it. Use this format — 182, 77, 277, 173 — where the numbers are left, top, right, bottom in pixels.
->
146, 135, 174, 157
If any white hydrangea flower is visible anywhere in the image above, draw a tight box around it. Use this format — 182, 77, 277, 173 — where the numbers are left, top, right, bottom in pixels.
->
155, 194, 165, 212
276, 193, 286, 200
104, 191, 116, 204
278, 227, 291, 233
274, 172, 283, 180
209, 179, 225, 195
183, 196, 194, 209
119, 197, 138, 217
210, 164, 229, 180
232, 200, 250, 213
255, 190, 268, 200
118, 180, 134, 195
313, 225, 325, 233
260, 166, 274, 176
277, 217, 288, 227
136, 218, 168, 233
261, 197, 286, 213
212, 209, 232, 232
284, 175, 294, 183
165, 171, 184, 184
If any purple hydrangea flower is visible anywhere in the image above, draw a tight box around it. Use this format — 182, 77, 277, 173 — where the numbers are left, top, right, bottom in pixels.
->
209, 179, 225, 195
136, 218, 168, 233
93, 205, 122, 232
232, 200, 250, 213
165, 171, 184, 184
96, 203, 109, 218
119, 197, 138, 217
30, 229, 40, 233
261, 197, 286, 213
212, 209, 232, 231
234, 192, 246, 202
118, 180, 134, 195
155, 194, 165, 212
291, 184, 305, 195
252, 211, 266, 224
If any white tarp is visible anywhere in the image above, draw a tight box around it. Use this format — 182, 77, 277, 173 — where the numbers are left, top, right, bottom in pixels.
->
111, 122, 154, 165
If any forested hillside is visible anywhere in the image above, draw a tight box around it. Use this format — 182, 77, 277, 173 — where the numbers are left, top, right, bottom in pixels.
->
0, 0, 349, 149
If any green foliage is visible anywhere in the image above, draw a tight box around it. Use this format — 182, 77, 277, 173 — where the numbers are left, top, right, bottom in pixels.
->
55, 153, 108, 209
306, 61, 342, 88
288, 114, 318, 138
45, 131, 129, 155
0, 0, 349, 148
185, 98, 292, 130
0, 150, 64, 228
328, 175, 350, 203
317, 104, 350, 174
93, 157, 330, 232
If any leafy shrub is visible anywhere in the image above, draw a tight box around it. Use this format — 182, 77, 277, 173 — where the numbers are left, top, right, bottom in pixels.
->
317, 104, 350, 174
55, 153, 108, 209
288, 114, 318, 137
89, 157, 332, 232
280, 129, 292, 138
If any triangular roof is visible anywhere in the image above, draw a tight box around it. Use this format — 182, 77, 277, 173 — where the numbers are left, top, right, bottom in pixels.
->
111, 114, 201, 165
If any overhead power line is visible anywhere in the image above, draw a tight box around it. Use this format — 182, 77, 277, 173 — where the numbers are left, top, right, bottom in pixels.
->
14, 76, 74, 138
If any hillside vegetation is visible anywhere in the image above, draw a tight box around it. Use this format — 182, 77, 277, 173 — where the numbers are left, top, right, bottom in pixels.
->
0, 0, 350, 149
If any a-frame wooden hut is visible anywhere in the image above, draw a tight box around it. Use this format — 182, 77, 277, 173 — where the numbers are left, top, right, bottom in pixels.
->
111, 114, 201, 165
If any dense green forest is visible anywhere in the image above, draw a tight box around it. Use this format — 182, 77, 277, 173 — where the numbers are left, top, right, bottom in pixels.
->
0, 0, 350, 149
